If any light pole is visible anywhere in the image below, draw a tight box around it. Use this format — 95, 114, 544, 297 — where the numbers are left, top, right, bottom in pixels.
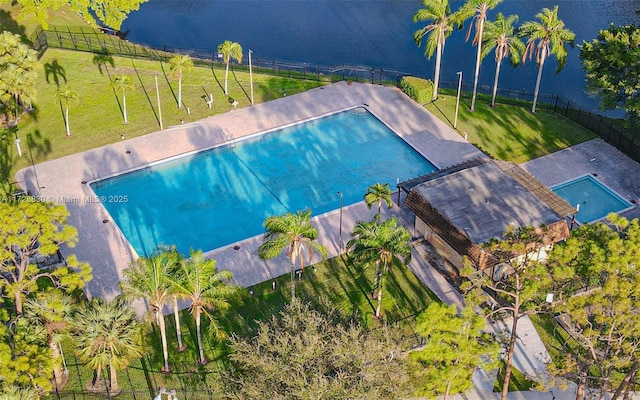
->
249, 49, 254, 105
454, 71, 462, 129
337, 191, 343, 253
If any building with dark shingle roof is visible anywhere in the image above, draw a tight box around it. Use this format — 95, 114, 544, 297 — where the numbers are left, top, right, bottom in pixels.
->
400, 158, 574, 278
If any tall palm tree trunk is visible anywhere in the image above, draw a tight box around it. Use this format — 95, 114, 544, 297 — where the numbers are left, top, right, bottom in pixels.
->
375, 264, 387, 318
471, 19, 485, 111
290, 263, 296, 299
531, 48, 547, 113
64, 107, 71, 136
173, 297, 185, 352
501, 314, 520, 400
49, 337, 66, 388
195, 312, 206, 364
109, 362, 120, 393
122, 93, 128, 124
491, 60, 503, 107
157, 311, 171, 372
178, 75, 183, 109
224, 62, 230, 95
432, 41, 444, 101
444, 379, 452, 400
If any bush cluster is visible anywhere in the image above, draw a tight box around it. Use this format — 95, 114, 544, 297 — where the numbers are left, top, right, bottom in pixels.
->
399, 76, 433, 104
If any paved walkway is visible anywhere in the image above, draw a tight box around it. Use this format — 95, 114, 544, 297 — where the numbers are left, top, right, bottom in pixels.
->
14, 81, 483, 299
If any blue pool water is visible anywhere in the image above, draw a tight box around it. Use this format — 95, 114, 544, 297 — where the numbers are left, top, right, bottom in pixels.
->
92, 108, 437, 256
551, 175, 633, 224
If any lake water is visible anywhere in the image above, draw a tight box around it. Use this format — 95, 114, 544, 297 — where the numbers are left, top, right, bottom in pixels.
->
121, 0, 639, 112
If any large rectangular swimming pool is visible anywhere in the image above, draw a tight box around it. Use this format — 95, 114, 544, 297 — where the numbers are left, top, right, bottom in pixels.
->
91, 107, 437, 256
551, 174, 633, 224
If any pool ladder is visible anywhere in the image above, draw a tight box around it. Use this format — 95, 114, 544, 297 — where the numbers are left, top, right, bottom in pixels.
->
224, 128, 236, 148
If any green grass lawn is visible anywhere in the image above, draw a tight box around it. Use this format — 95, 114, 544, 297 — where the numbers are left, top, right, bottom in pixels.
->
425, 91, 597, 164
57, 254, 437, 396
4, 48, 324, 180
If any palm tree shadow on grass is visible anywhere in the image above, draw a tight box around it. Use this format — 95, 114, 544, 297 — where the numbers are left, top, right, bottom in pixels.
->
230, 69, 251, 103
210, 66, 225, 94
159, 61, 178, 107
92, 49, 115, 78
44, 59, 67, 87
306, 256, 377, 319
26, 129, 51, 161
130, 59, 160, 127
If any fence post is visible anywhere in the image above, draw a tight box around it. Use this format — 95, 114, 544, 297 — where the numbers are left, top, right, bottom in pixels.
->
565, 100, 570, 116
617, 128, 623, 147
597, 115, 603, 134
576, 108, 581, 122
554, 95, 559, 112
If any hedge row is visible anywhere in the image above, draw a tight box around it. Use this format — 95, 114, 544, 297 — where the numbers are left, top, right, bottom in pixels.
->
399, 76, 433, 104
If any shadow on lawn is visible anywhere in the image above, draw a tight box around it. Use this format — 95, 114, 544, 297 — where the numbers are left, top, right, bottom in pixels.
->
131, 59, 161, 127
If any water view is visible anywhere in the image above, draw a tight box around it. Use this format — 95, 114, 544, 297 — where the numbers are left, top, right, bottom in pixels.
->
122, 0, 639, 111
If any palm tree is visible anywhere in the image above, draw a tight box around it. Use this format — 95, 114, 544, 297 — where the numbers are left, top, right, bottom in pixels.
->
73, 297, 144, 394
120, 247, 180, 373
217, 40, 243, 96
481, 13, 525, 107
258, 209, 328, 300
347, 217, 411, 319
364, 182, 393, 217
171, 250, 236, 365
111, 74, 134, 124
519, 6, 575, 113
459, 0, 503, 111
0, 386, 39, 400
54, 86, 79, 137
168, 54, 194, 109
413, 0, 465, 101
23, 291, 74, 389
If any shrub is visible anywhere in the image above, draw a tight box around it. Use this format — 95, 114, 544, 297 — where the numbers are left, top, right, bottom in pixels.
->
399, 76, 433, 104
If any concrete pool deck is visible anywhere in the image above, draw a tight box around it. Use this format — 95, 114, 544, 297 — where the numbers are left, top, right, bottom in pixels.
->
15, 81, 484, 299
520, 138, 640, 222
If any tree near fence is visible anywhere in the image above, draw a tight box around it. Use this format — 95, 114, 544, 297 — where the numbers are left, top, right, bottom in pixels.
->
481, 13, 525, 107
1, 0, 149, 30
217, 40, 243, 96
459, 0, 503, 112
519, 6, 575, 113
413, 0, 465, 101
580, 24, 640, 129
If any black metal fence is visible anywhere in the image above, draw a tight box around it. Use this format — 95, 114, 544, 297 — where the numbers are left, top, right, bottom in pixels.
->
28, 25, 640, 162
553, 96, 640, 162
29, 26, 408, 85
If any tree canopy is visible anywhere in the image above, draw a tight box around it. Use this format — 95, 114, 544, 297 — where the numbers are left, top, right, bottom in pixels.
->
411, 303, 500, 400
0, 199, 92, 316
1, 0, 148, 30
546, 215, 640, 400
580, 24, 640, 127
221, 300, 413, 399
0, 31, 39, 126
